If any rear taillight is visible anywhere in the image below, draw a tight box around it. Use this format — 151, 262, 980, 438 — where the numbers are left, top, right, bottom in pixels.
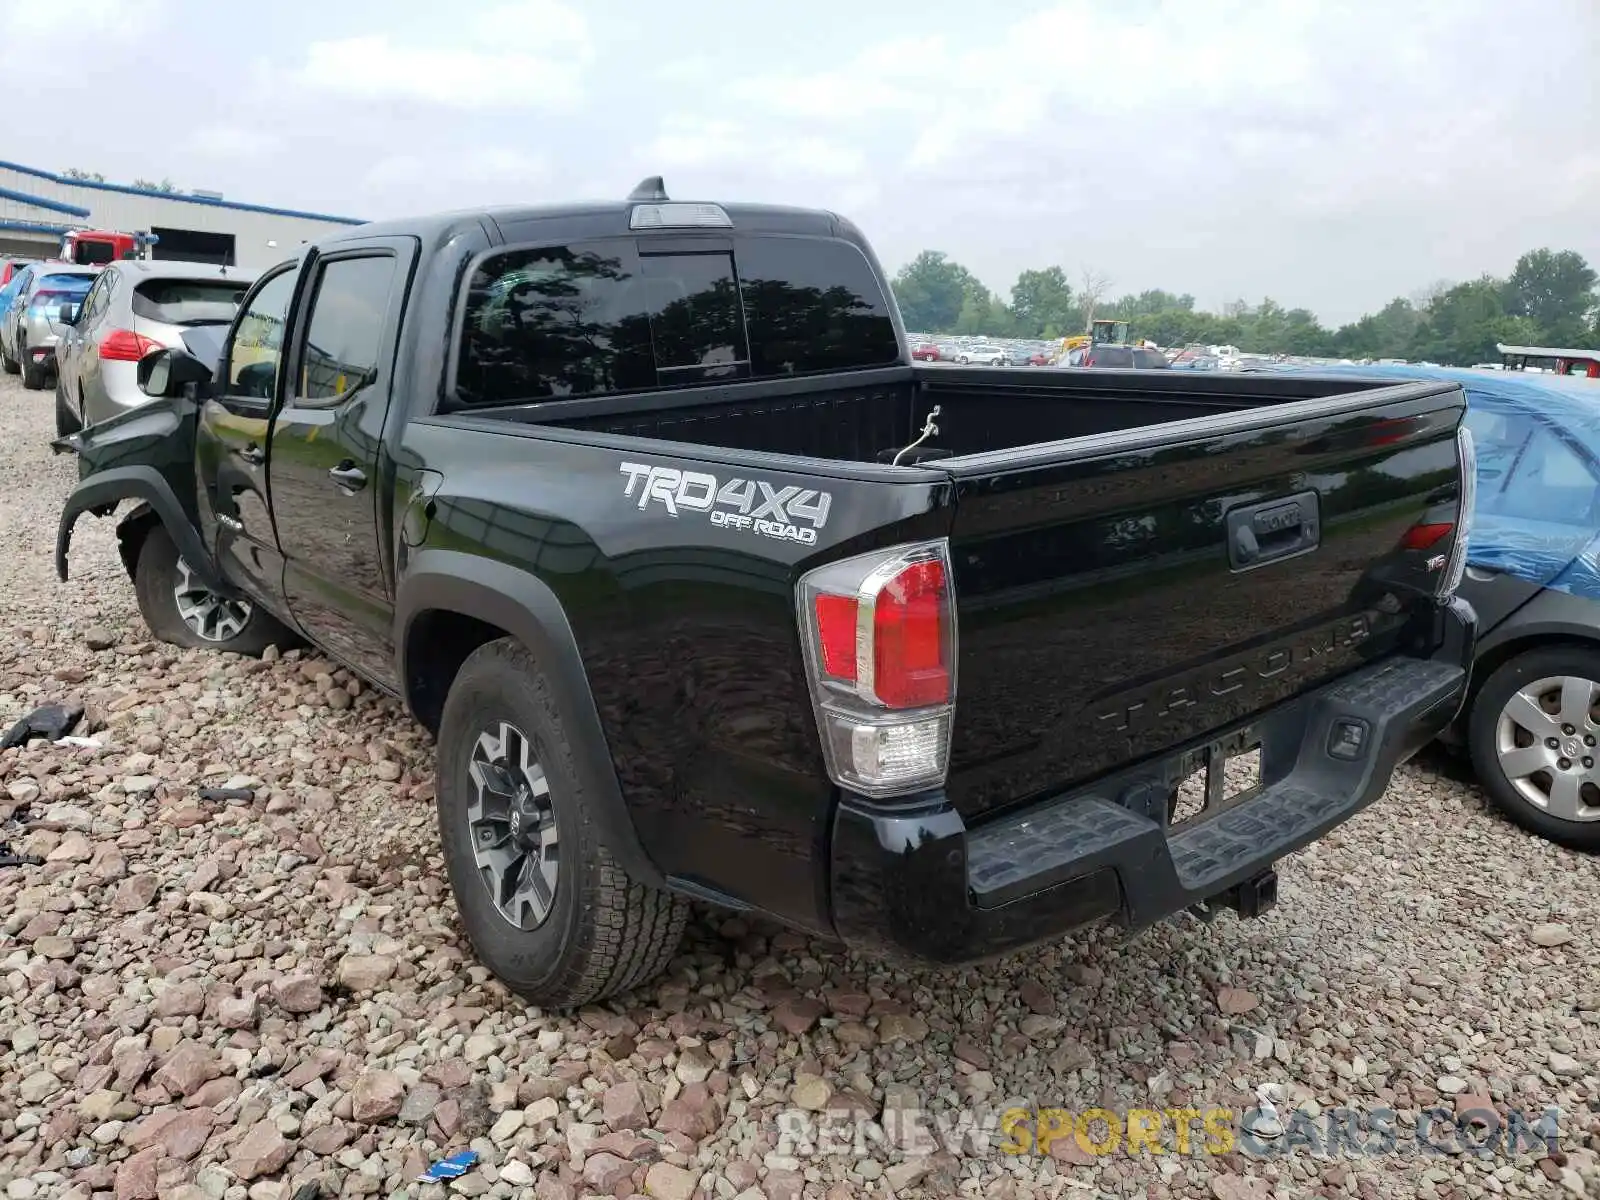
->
1439, 425, 1475, 598
100, 329, 163, 362
798, 539, 956, 798
1401, 522, 1453, 550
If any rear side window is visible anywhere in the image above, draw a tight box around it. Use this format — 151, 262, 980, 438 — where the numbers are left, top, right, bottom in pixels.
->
1133, 348, 1168, 369
735, 238, 899, 376
133, 279, 250, 327
457, 243, 653, 405
297, 255, 396, 403
454, 234, 897, 407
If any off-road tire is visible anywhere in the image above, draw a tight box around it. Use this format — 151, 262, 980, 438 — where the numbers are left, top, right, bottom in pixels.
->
1, 349, 17, 374
1468, 645, 1600, 852
436, 637, 689, 1008
133, 525, 291, 656
54, 380, 81, 436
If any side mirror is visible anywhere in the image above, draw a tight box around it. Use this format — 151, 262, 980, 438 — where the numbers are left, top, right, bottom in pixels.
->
58, 303, 79, 325
137, 347, 212, 399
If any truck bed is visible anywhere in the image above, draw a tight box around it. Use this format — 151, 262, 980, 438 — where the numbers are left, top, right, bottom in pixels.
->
487, 364, 1412, 466
464, 363, 1467, 830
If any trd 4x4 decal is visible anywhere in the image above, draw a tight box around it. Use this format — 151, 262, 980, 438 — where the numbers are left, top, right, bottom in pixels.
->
619, 461, 832, 546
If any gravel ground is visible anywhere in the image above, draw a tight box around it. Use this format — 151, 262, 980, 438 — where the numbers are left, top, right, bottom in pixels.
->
0, 372, 1595, 1200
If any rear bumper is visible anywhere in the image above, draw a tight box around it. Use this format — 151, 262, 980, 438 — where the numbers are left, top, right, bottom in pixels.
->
828, 597, 1475, 964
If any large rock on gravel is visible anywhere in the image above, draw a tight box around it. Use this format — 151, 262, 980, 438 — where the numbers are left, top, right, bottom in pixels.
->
581, 1153, 633, 1192
114, 1146, 161, 1199
228, 1121, 294, 1181
152, 980, 206, 1018
350, 1069, 406, 1122
19, 1071, 62, 1103
270, 974, 324, 1014
644, 1162, 699, 1200
336, 953, 397, 992
153, 1042, 218, 1098
602, 1081, 650, 1130
112, 874, 159, 912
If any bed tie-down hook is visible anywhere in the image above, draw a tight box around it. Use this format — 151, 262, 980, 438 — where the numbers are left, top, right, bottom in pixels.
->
892, 405, 942, 467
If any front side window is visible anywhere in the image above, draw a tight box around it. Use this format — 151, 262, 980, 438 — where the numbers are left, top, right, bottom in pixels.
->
74, 275, 108, 326
296, 256, 396, 403
227, 267, 299, 400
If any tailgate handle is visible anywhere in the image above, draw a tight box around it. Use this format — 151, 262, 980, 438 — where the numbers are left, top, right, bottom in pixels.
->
1226, 491, 1320, 571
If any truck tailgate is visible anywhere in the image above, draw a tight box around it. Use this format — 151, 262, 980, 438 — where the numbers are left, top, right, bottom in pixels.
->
941, 380, 1469, 820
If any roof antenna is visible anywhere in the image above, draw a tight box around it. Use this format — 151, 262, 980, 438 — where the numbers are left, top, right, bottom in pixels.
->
628, 176, 669, 202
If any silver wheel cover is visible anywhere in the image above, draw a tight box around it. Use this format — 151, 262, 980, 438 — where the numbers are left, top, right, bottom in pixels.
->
1494, 674, 1600, 823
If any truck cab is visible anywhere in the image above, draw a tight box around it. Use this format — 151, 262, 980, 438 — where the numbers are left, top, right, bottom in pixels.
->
60, 229, 156, 266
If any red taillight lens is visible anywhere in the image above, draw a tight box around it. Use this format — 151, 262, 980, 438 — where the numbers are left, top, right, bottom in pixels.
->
815, 594, 859, 681
1402, 522, 1453, 550
872, 560, 950, 708
798, 539, 957, 797
100, 329, 163, 362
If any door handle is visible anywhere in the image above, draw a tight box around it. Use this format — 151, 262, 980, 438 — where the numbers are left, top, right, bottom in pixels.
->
329, 461, 367, 491
1226, 490, 1321, 571
240, 443, 265, 465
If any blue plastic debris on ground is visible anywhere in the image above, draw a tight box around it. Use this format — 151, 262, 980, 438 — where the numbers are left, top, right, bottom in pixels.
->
415, 1149, 479, 1183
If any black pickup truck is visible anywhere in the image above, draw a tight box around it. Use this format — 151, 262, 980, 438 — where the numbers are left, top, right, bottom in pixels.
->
54, 178, 1478, 1007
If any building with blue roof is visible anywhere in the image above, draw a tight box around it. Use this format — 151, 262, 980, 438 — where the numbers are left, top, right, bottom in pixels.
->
0, 160, 365, 269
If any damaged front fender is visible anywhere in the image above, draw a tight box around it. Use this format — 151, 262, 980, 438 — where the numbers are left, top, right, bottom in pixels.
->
56, 466, 233, 594
53, 394, 232, 595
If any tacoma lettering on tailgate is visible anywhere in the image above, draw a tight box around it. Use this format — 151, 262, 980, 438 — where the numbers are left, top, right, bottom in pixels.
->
619, 461, 832, 546
1094, 613, 1375, 735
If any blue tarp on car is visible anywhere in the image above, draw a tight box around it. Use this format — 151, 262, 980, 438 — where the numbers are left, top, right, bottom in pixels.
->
1271, 363, 1600, 602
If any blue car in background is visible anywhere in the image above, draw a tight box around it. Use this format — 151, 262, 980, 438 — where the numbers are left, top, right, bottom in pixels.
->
1276, 363, 1600, 851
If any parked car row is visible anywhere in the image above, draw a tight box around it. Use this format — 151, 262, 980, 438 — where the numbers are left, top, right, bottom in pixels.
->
0, 251, 255, 431
0, 261, 97, 388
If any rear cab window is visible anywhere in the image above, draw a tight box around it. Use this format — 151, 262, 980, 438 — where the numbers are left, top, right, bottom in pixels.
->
452, 234, 899, 407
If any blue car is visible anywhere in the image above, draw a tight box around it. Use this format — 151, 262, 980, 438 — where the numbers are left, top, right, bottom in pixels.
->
1276, 363, 1600, 851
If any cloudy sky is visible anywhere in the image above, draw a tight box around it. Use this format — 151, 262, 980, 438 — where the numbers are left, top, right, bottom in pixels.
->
8, 0, 1597, 325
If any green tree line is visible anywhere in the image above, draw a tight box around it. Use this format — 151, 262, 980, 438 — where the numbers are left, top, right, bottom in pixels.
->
892, 248, 1599, 366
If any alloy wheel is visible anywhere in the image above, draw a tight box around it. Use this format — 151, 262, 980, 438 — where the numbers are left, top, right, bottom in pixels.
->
1494, 674, 1600, 823
172, 557, 253, 642
466, 720, 560, 929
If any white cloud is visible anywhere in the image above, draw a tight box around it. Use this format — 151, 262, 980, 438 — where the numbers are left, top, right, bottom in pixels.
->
184, 125, 284, 160
7, 0, 1595, 327
293, 0, 591, 109
2, 0, 160, 39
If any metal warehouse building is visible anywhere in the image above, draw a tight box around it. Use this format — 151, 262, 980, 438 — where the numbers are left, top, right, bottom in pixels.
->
0, 160, 364, 268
